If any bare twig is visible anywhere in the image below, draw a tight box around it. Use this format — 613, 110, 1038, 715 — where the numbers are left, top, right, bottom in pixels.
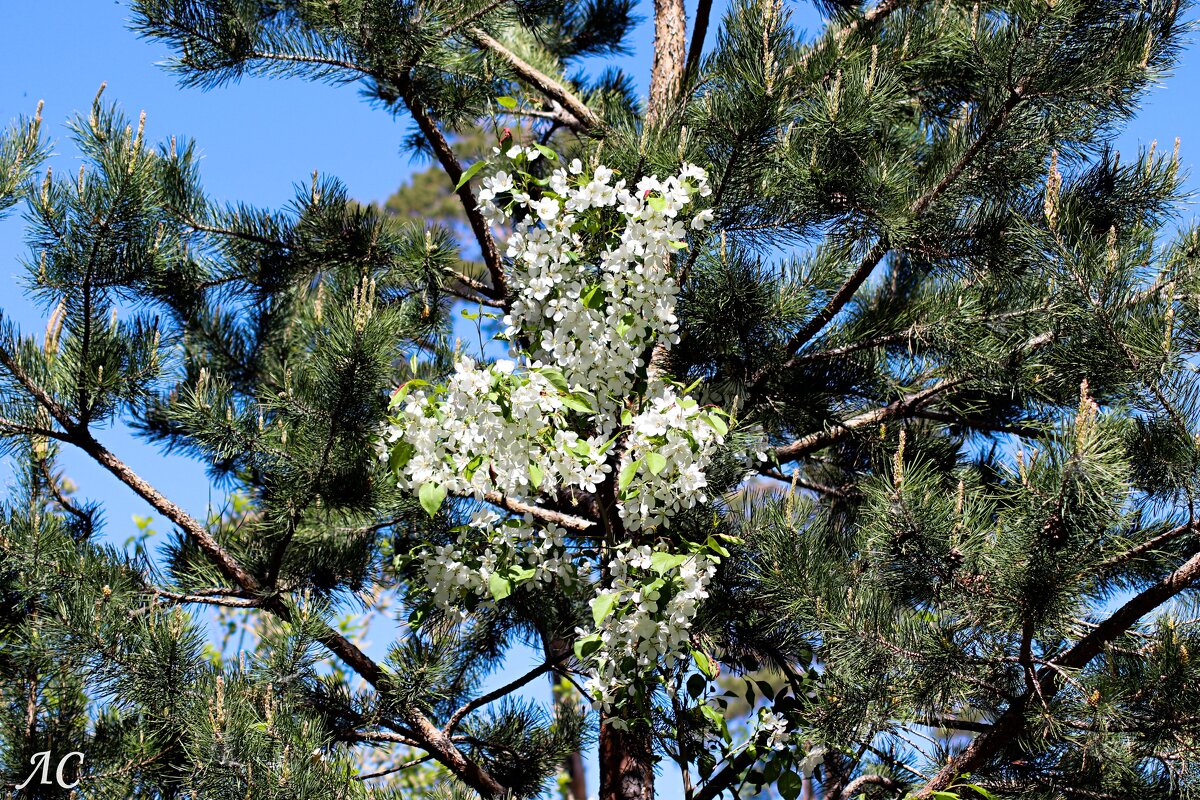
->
445, 660, 556, 733
355, 753, 435, 781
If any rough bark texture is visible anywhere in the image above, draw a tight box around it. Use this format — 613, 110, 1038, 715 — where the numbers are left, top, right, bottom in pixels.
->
647, 0, 687, 123
599, 719, 655, 800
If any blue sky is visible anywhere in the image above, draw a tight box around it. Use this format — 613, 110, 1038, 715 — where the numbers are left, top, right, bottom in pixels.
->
2, 1, 1200, 795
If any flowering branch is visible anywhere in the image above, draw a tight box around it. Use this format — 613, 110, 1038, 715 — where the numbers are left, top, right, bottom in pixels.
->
480, 490, 597, 532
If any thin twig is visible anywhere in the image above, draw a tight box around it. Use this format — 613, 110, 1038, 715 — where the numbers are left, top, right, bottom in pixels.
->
444, 660, 556, 733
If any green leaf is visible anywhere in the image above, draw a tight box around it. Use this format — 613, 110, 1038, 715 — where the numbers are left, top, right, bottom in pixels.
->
581, 284, 605, 310
703, 412, 729, 435
390, 378, 429, 408
495, 95, 518, 109
647, 195, 666, 212
574, 633, 602, 660
538, 366, 570, 393
700, 704, 730, 741
488, 572, 512, 601
418, 482, 447, 518
963, 786, 996, 800
778, 771, 803, 800
619, 459, 642, 492
651, 551, 688, 574
388, 441, 415, 473
561, 393, 595, 414
686, 673, 708, 699
464, 454, 484, 481
645, 451, 667, 476
528, 461, 544, 489
510, 566, 537, 583
704, 535, 731, 558
616, 311, 636, 337
591, 592, 618, 625
533, 143, 558, 160
454, 159, 488, 191
692, 648, 716, 679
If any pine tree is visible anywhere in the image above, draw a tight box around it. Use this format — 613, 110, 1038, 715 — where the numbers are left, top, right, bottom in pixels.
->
2, 0, 1200, 799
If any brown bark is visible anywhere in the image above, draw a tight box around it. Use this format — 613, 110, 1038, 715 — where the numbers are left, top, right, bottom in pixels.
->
599, 718, 655, 800
550, 671, 589, 800
647, 0, 687, 123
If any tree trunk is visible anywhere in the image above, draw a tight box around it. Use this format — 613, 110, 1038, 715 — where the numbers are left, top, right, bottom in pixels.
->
599, 716, 655, 800
648, 0, 687, 122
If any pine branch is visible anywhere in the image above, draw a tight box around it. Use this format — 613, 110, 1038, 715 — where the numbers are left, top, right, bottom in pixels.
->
764, 86, 1029, 387
0, 416, 70, 442
1097, 521, 1200, 571
914, 545, 1200, 797
77, 425, 507, 796
36, 457, 94, 534
469, 28, 601, 131
771, 379, 964, 463
0, 344, 76, 431
0, 348, 507, 796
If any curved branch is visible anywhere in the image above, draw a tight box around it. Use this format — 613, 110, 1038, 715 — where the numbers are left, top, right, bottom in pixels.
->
0, 382, 506, 798
445, 660, 556, 734
469, 28, 600, 131
914, 545, 1200, 797
403, 92, 509, 304
840, 774, 900, 799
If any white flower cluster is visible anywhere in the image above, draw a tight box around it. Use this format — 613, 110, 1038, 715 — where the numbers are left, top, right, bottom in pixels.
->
619, 390, 729, 533
479, 154, 712, 421
385, 357, 610, 500
583, 546, 717, 710
757, 708, 791, 751
381, 146, 737, 710
419, 508, 575, 612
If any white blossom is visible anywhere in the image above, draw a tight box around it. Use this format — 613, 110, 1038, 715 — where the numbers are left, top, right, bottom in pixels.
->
380, 147, 737, 711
